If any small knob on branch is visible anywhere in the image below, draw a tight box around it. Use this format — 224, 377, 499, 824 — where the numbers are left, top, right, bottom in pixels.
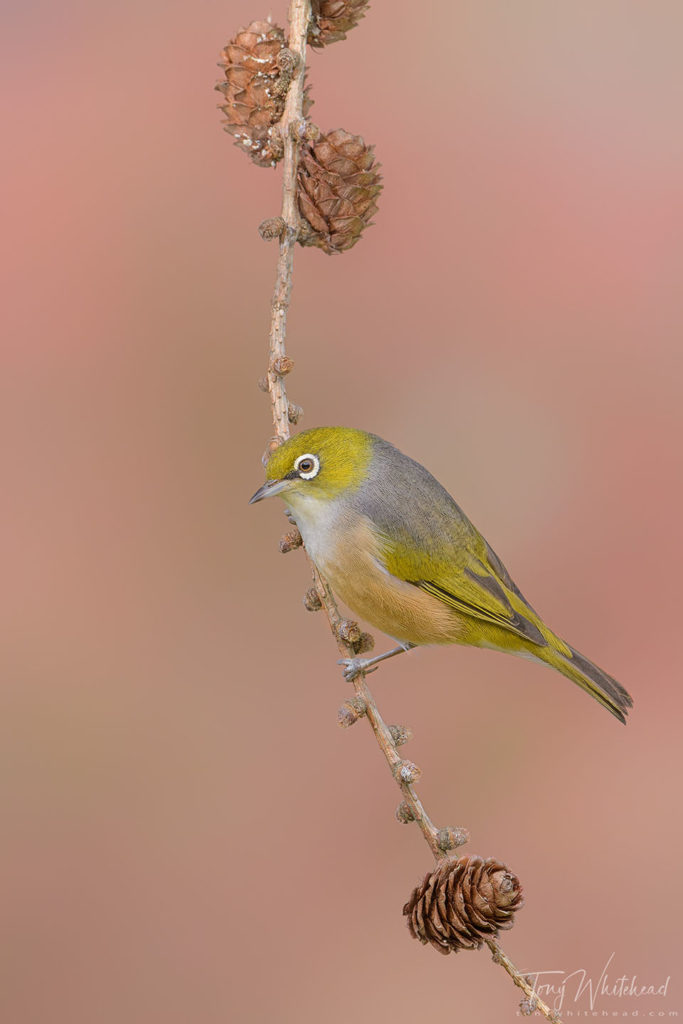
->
336, 619, 362, 646
279, 528, 303, 553
394, 760, 421, 785
395, 801, 416, 824
388, 724, 412, 747
270, 356, 294, 376
303, 586, 322, 610
259, 217, 286, 241
436, 826, 470, 853
262, 436, 282, 466
337, 696, 367, 728
287, 402, 304, 424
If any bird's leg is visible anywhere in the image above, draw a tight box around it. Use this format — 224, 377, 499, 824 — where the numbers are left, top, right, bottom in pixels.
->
339, 642, 416, 682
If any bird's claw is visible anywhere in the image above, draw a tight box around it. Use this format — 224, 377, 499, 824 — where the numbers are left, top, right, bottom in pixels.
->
338, 657, 377, 682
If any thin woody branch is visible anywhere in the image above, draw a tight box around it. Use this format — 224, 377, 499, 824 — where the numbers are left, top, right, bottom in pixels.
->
487, 939, 561, 1022
311, 565, 446, 859
255, 2, 564, 1021
265, 0, 310, 446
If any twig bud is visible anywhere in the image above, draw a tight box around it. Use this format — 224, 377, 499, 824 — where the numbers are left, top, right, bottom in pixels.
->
303, 121, 321, 142
353, 631, 374, 654
262, 436, 282, 466
266, 126, 285, 162
275, 46, 299, 75
388, 724, 412, 747
287, 402, 304, 424
519, 996, 538, 1016
257, 376, 269, 392
271, 356, 294, 376
336, 619, 362, 646
259, 217, 286, 241
395, 800, 416, 824
303, 586, 322, 610
394, 760, 421, 785
279, 528, 303, 553
290, 118, 309, 141
436, 826, 470, 853
338, 696, 367, 727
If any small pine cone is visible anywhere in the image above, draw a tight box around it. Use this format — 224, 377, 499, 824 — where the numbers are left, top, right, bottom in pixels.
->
216, 21, 311, 167
297, 129, 382, 254
403, 856, 524, 955
308, 0, 370, 48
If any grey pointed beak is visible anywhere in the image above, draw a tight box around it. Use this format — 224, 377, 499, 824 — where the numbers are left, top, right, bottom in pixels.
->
249, 478, 289, 504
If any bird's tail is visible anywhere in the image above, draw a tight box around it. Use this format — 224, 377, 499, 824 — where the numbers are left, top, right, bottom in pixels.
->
538, 641, 633, 723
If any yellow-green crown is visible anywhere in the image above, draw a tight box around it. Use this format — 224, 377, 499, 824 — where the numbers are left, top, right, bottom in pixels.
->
266, 426, 373, 499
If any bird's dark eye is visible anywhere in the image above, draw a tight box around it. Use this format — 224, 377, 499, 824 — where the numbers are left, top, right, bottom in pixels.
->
294, 452, 320, 479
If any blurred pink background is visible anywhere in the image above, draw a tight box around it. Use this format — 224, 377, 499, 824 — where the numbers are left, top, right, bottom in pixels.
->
2, 1, 682, 1021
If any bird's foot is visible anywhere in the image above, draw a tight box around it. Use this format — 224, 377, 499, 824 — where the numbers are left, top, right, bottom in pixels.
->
338, 657, 378, 682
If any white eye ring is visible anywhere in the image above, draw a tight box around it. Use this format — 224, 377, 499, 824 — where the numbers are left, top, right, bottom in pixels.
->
294, 453, 320, 480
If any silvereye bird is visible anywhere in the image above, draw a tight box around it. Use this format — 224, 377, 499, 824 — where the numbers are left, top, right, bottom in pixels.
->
250, 427, 632, 723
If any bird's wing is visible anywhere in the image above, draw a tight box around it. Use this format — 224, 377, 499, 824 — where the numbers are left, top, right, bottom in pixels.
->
379, 524, 548, 648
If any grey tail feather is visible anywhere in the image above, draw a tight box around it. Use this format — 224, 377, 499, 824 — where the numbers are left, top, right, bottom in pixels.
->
560, 644, 633, 724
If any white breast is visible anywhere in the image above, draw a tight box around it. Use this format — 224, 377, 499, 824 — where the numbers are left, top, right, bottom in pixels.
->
285, 492, 346, 569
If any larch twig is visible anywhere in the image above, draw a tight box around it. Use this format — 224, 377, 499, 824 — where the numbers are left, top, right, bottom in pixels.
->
259, 2, 563, 1020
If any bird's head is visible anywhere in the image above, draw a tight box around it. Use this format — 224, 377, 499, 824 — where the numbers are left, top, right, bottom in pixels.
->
249, 427, 373, 509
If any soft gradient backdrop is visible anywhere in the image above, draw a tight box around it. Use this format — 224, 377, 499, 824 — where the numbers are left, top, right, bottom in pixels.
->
2, 1, 682, 1021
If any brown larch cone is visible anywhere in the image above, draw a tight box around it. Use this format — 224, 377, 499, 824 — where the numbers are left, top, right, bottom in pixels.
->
297, 129, 382, 254
403, 856, 524, 955
308, 0, 370, 48
216, 20, 311, 168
